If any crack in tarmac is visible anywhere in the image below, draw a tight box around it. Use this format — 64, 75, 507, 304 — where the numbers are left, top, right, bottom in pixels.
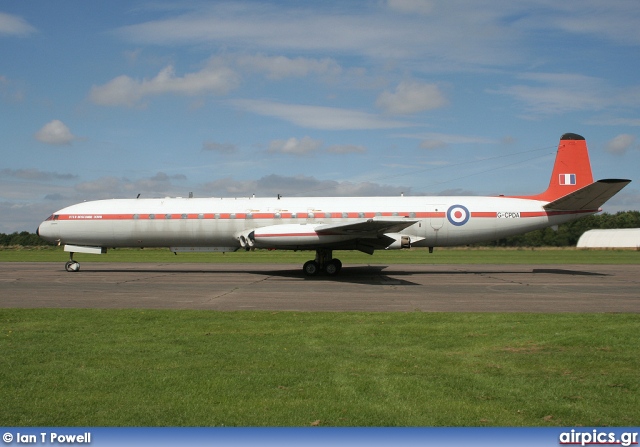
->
115, 274, 171, 285
205, 274, 273, 303
477, 272, 529, 286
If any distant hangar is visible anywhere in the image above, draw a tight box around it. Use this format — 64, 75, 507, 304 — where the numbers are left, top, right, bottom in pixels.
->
577, 228, 640, 249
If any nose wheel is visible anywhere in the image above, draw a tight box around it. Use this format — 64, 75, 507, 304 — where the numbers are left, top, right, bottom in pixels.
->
302, 249, 342, 276
65, 253, 80, 272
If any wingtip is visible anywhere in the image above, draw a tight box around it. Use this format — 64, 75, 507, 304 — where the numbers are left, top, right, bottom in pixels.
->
596, 178, 631, 184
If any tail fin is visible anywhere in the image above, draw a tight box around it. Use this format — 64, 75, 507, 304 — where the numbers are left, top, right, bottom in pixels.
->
524, 133, 594, 202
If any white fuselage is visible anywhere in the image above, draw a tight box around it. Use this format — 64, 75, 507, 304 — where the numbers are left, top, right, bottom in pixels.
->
37, 195, 595, 251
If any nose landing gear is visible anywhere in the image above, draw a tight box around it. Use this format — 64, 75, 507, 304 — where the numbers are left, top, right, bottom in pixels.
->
65, 252, 80, 272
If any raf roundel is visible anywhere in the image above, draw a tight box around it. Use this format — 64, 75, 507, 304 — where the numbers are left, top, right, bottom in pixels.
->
447, 204, 470, 226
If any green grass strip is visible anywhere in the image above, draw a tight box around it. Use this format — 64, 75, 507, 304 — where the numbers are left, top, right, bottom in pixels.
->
1, 309, 638, 426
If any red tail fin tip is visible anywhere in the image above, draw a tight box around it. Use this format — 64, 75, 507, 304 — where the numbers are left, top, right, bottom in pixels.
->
524, 133, 594, 202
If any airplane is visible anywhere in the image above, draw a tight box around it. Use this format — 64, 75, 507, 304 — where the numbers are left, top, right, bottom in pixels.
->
37, 133, 630, 276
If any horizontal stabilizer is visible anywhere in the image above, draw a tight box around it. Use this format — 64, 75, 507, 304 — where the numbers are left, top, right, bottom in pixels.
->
543, 179, 631, 211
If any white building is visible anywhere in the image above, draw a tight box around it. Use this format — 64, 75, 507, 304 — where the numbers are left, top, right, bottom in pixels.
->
577, 229, 640, 249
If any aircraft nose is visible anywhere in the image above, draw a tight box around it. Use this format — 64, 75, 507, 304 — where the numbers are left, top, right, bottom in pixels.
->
37, 219, 58, 243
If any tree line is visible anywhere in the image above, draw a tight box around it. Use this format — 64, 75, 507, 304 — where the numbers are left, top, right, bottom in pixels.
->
479, 210, 640, 247
0, 231, 53, 246
1, 211, 638, 248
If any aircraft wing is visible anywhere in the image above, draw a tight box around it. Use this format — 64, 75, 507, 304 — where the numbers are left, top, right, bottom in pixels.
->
543, 179, 631, 211
248, 217, 420, 255
315, 217, 419, 237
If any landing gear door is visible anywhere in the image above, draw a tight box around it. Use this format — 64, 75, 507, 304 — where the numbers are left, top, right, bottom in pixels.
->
429, 205, 446, 230
425, 204, 447, 246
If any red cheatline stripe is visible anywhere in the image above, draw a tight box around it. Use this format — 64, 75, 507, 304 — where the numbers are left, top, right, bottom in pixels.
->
52, 209, 597, 221
471, 212, 497, 218
255, 233, 320, 238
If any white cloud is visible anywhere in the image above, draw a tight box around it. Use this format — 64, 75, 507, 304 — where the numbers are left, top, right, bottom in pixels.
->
34, 120, 77, 146
0, 75, 26, 103
203, 174, 409, 197
520, 1, 640, 47
236, 54, 342, 80
114, 2, 523, 69
491, 73, 618, 115
376, 81, 448, 115
327, 144, 367, 154
400, 131, 495, 147
202, 141, 238, 154
0, 169, 77, 181
74, 172, 187, 198
134, 172, 186, 192
587, 117, 640, 127
0, 12, 37, 36
420, 139, 448, 150
113, 2, 640, 74
90, 63, 239, 107
75, 176, 122, 195
417, 132, 495, 150
600, 187, 640, 213
268, 136, 323, 156
115, 5, 390, 53
386, 0, 434, 15
90, 75, 140, 107
203, 177, 258, 196
231, 99, 411, 130
0, 201, 55, 233
605, 134, 638, 155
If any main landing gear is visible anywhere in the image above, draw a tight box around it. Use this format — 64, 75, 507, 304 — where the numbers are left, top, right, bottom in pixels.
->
302, 249, 342, 277
65, 252, 80, 272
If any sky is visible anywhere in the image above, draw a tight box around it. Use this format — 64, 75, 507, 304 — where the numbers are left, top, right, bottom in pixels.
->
1, 0, 639, 233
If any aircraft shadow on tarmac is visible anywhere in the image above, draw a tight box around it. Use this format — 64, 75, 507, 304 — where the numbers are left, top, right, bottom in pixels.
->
82, 265, 610, 287
82, 265, 416, 286
530, 268, 610, 276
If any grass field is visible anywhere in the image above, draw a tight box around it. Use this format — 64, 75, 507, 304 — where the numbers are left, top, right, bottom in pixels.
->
1, 247, 638, 427
1, 310, 638, 427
